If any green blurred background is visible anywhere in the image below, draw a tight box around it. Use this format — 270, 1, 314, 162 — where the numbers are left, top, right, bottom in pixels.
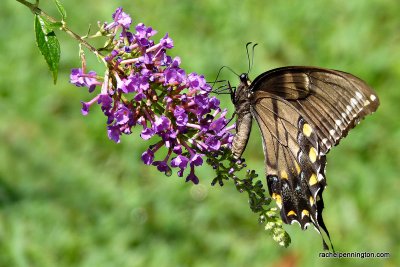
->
1, 0, 399, 266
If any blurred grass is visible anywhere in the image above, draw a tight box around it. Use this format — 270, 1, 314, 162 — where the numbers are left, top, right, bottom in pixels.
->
1, 0, 399, 266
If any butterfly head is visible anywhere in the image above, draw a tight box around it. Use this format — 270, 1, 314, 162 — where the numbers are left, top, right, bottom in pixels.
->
239, 73, 251, 86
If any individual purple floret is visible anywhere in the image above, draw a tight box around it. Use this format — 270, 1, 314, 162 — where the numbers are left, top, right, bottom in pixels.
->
141, 149, 154, 165
170, 155, 189, 177
104, 7, 132, 30
70, 69, 100, 93
173, 107, 188, 127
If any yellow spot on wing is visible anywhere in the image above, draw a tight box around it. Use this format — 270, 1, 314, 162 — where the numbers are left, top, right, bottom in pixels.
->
302, 123, 313, 137
310, 196, 315, 206
280, 170, 288, 180
272, 193, 282, 209
309, 147, 317, 163
287, 210, 297, 216
301, 210, 310, 218
295, 162, 301, 175
309, 173, 318, 186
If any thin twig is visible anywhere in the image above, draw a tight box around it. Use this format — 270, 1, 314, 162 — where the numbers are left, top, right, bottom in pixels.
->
16, 0, 103, 58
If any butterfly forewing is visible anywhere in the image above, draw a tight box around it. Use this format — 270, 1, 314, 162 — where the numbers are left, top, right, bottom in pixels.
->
250, 67, 379, 154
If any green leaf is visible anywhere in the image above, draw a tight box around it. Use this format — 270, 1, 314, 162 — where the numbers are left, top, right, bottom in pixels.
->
44, 21, 64, 31
53, 0, 67, 20
36, 17, 63, 32
34, 15, 61, 84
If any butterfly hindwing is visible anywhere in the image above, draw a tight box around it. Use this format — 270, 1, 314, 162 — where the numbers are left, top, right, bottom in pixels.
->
250, 92, 328, 237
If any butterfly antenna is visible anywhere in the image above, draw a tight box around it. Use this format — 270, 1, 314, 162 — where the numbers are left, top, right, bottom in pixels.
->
249, 43, 258, 75
245, 42, 252, 74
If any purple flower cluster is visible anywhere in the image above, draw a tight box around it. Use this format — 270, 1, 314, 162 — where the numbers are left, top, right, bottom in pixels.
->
70, 7, 235, 184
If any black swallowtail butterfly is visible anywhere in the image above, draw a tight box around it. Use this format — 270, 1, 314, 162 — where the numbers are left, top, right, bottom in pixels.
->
230, 59, 379, 250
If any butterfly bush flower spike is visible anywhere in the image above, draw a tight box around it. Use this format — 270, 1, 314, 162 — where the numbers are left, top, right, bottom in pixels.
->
70, 7, 235, 184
